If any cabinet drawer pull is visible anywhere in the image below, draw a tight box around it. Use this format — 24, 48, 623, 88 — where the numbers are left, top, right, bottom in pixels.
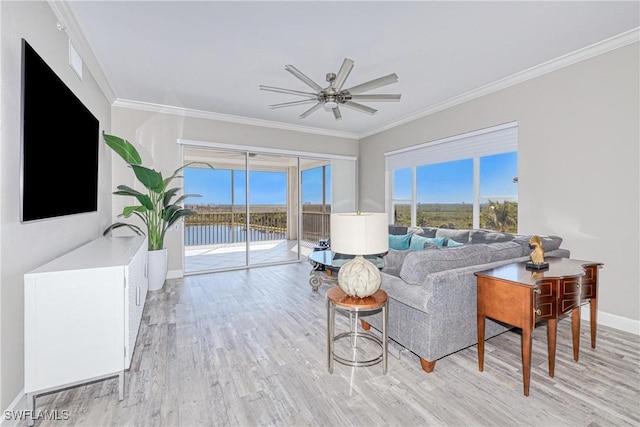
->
533, 287, 541, 294
136, 286, 140, 306
534, 308, 541, 315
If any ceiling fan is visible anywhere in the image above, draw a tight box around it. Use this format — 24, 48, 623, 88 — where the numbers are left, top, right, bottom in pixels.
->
260, 58, 401, 120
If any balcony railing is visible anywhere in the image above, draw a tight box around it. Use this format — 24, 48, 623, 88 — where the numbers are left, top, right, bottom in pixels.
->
184, 211, 330, 247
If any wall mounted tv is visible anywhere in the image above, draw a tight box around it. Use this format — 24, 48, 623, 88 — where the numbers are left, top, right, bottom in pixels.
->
20, 39, 99, 222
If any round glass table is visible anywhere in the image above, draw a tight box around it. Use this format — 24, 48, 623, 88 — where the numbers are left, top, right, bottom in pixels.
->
307, 250, 385, 291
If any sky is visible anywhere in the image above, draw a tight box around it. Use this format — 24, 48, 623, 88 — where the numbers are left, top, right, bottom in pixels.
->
185, 153, 515, 206
184, 165, 331, 205
394, 152, 518, 203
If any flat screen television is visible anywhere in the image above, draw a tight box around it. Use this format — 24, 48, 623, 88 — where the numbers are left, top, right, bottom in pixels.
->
20, 38, 99, 222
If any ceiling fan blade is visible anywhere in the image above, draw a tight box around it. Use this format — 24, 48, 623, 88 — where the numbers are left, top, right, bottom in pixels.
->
285, 65, 323, 92
332, 106, 342, 121
299, 102, 323, 119
350, 94, 401, 102
342, 101, 377, 115
269, 99, 318, 109
333, 58, 355, 90
259, 85, 317, 97
345, 73, 399, 94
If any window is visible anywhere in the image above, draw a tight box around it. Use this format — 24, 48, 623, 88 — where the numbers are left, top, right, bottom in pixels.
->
386, 123, 518, 232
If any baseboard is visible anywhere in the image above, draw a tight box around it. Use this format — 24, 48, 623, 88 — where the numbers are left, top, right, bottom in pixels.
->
2, 389, 26, 427
581, 306, 640, 335
166, 269, 183, 280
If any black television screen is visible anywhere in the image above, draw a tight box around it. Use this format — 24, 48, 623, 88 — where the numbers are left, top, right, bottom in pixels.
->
20, 39, 99, 222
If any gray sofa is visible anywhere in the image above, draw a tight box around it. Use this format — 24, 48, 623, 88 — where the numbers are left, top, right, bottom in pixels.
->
363, 226, 569, 373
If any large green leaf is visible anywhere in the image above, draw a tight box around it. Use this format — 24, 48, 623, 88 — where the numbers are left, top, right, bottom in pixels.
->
174, 193, 201, 205
131, 165, 164, 192
113, 185, 154, 210
113, 184, 144, 197
166, 209, 197, 227
163, 188, 180, 207
103, 133, 142, 165
122, 205, 148, 217
162, 205, 181, 222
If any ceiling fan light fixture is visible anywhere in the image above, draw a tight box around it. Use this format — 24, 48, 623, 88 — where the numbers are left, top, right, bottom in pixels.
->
262, 58, 400, 120
324, 97, 339, 110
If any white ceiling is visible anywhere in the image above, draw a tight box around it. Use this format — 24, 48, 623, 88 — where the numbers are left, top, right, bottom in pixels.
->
63, 1, 639, 138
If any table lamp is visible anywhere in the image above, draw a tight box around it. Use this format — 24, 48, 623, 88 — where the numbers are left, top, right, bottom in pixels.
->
330, 212, 389, 297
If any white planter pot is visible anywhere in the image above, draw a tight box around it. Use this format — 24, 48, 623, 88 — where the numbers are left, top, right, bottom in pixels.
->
148, 248, 168, 291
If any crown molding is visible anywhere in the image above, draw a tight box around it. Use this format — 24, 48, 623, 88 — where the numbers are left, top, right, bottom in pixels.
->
358, 27, 640, 139
46, 0, 116, 103
112, 99, 360, 140
45, 1, 638, 141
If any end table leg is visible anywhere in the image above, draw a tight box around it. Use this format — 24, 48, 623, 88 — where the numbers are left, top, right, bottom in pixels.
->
383, 301, 389, 374
327, 300, 335, 373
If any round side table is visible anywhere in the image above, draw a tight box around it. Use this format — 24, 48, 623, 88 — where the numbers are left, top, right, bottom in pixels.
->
326, 286, 389, 374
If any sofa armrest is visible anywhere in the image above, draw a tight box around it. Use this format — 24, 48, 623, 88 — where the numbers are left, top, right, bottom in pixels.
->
422, 256, 530, 312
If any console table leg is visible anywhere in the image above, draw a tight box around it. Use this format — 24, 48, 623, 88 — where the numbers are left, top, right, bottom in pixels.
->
522, 328, 532, 397
477, 314, 485, 372
590, 299, 598, 349
572, 308, 581, 361
547, 318, 557, 377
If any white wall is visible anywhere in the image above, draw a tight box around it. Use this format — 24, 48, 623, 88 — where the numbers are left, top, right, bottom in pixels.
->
110, 107, 359, 275
359, 43, 639, 328
0, 1, 112, 412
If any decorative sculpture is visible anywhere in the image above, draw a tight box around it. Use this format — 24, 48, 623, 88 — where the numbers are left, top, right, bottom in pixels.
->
526, 235, 549, 269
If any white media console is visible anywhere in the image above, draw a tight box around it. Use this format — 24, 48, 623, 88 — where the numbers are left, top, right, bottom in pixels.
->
24, 236, 148, 426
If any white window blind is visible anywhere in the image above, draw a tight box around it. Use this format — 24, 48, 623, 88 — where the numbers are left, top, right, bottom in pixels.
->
385, 122, 518, 170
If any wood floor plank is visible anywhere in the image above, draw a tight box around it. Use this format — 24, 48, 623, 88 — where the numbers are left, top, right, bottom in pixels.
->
31, 262, 640, 427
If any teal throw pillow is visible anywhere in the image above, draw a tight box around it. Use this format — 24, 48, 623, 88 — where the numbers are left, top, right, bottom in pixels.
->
446, 238, 464, 247
388, 234, 411, 251
409, 234, 446, 250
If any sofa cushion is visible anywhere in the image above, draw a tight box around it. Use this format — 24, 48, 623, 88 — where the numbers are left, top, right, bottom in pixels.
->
407, 226, 424, 235
389, 225, 408, 235
446, 238, 465, 247
382, 248, 414, 277
409, 235, 446, 250
513, 235, 563, 256
418, 227, 438, 238
485, 241, 524, 263
389, 233, 411, 250
399, 244, 492, 285
469, 229, 514, 244
435, 228, 471, 244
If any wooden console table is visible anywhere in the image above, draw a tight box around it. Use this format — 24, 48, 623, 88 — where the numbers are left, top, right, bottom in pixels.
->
475, 257, 602, 396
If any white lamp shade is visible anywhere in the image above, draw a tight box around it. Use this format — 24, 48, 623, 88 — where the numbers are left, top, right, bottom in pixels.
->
330, 212, 389, 255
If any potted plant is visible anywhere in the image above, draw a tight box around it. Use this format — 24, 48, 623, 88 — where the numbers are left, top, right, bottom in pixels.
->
103, 133, 211, 291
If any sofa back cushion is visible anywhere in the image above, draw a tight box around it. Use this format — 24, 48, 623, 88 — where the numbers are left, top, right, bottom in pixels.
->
485, 241, 524, 263
469, 229, 514, 244
435, 228, 471, 244
389, 225, 408, 235
399, 244, 492, 285
512, 234, 563, 256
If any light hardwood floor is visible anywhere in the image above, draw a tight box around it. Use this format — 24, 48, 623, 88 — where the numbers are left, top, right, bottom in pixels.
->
32, 262, 639, 426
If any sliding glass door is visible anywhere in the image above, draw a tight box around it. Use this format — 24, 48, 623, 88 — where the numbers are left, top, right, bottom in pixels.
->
181, 144, 355, 273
